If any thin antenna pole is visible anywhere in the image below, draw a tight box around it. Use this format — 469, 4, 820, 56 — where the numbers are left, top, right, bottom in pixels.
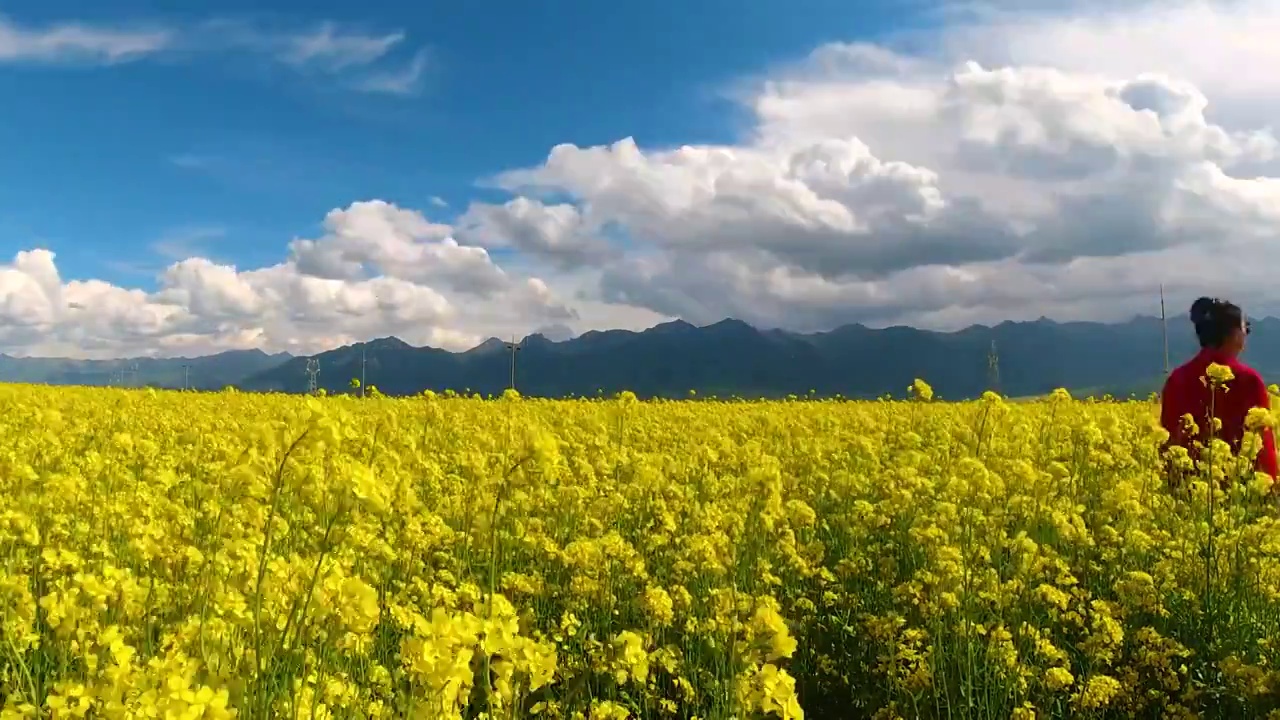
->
505, 335, 521, 391
1160, 284, 1170, 376
987, 339, 1001, 394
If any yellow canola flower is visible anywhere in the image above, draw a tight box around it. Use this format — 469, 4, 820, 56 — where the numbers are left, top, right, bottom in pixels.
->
909, 379, 934, 402
1206, 362, 1236, 386
1, 382, 1280, 719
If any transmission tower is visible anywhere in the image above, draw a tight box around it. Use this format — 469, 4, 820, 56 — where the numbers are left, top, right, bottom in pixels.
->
128, 363, 139, 387
504, 335, 522, 391
987, 339, 1001, 394
305, 358, 320, 394
182, 364, 191, 391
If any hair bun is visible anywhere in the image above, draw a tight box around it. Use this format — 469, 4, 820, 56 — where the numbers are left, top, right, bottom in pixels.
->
1190, 296, 1217, 325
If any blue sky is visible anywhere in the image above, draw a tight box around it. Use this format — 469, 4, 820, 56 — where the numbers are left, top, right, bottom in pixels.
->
0, 0, 939, 289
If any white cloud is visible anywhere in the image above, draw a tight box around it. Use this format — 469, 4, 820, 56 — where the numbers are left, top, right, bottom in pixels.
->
456, 197, 616, 269
0, 14, 172, 64
208, 19, 428, 95
936, 0, 1280, 118
353, 48, 429, 96
287, 200, 510, 295
478, 0, 1280, 332
275, 21, 403, 71
0, 13, 428, 95
0, 202, 621, 359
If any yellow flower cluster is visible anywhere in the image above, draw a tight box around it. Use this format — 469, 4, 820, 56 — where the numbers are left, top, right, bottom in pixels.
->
2, 382, 1280, 719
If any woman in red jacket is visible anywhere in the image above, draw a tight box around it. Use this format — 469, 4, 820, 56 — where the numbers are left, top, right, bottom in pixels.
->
1160, 296, 1277, 483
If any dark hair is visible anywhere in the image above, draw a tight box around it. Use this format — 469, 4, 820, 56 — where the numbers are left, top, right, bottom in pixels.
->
1190, 296, 1246, 348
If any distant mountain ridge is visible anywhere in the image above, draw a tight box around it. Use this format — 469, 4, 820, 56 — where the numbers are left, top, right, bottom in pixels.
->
236, 315, 1280, 400
0, 348, 293, 390
8, 316, 1277, 400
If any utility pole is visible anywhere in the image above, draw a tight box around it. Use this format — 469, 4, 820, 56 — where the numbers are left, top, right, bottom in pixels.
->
504, 335, 522, 391
361, 348, 367, 398
182, 364, 191, 391
1160, 284, 1170, 376
305, 358, 320, 394
987, 339, 1001, 395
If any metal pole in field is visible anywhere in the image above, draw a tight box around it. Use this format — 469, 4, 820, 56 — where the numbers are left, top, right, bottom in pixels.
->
361, 348, 367, 398
504, 335, 521, 391
987, 339, 1001, 394
1160, 284, 1170, 376
183, 364, 190, 390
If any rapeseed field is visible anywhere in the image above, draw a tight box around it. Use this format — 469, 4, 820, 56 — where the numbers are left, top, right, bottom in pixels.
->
2, 381, 1279, 719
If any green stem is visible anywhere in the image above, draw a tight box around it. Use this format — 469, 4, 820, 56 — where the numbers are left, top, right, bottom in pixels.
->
250, 430, 311, 714
4, 634, 40, 718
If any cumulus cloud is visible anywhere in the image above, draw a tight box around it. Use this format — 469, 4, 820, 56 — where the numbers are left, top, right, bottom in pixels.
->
481, 0, 1280, 331
286, 200, 510, 295
456, 197, 617, 269
0, 203, 612, 359
938, 0, 1280, 123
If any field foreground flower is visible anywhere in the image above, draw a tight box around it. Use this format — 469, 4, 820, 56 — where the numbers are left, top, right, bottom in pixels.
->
2, 384, 1280, 719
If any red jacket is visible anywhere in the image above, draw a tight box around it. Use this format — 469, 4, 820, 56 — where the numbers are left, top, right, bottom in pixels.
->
1160, 348, 1278, 477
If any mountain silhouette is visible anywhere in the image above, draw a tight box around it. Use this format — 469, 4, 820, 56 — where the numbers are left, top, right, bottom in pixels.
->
7, 317, 1273, 400
233, 316, 1280, 400
0, 348, 292, 390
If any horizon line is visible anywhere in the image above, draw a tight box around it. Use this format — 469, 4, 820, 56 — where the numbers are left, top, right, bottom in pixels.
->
0, 311, 1226, 362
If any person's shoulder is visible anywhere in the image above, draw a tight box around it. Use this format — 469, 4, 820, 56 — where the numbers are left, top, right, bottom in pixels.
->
1232, 359, 1266, 386
1231, 356, 1262, 375
1163, 363, 1194, 395
1168, 360, 1197, 381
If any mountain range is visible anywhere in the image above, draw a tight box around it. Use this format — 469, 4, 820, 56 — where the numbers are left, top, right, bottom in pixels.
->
237, 315, 1280, 400
6, 316, 1276, 400
0, 348, 293, 391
